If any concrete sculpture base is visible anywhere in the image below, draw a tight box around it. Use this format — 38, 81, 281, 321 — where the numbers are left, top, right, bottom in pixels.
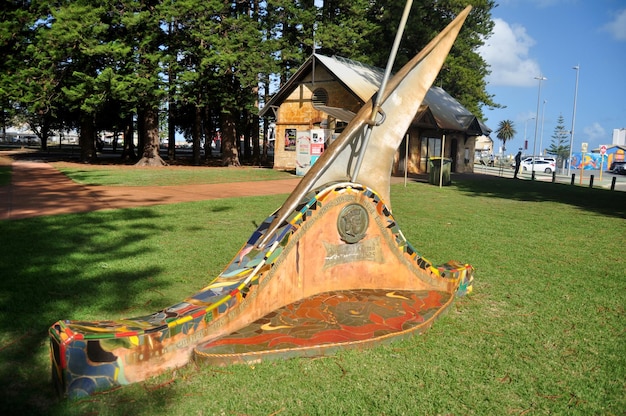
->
49, 183, 472, 398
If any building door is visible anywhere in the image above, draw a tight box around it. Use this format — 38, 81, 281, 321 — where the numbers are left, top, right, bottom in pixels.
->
450, 139, 458, 172
421, 137, 442, 172
397, 135, 408, 175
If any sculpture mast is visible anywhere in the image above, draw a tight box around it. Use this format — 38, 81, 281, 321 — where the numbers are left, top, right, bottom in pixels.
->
259, 5, 472, 248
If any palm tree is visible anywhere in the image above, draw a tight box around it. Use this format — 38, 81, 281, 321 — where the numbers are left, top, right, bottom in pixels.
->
495, 120, 517, 154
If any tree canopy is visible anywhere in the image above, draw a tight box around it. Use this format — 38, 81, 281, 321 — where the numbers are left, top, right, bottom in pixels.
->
546, 114, 571, 168
1, 0, 498, 165
495, 119, 516, 154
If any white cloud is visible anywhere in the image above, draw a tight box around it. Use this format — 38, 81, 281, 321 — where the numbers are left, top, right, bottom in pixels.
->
602, 9, 626, 41
478, 18, 541, 87
583, 122, 606, 141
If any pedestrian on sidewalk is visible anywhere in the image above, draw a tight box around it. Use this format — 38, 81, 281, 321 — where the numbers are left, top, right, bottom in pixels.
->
514, 151, 522, 179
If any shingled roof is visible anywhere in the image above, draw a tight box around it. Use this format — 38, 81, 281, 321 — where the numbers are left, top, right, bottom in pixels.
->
259, 53, 491, 136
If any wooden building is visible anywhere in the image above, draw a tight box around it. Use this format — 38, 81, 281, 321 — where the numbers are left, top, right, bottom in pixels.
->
260, 54, 491, 175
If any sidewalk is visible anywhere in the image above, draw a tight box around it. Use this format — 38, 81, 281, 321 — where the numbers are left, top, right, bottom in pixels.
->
473, 164, 626, 190
0, 160, 302, 220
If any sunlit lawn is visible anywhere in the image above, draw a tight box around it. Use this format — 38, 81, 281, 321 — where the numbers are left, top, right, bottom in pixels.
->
0, 174, 624, 415
54, 163, 296, 186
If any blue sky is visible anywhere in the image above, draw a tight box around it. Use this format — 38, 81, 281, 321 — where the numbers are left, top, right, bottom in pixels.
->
478, 0, 626, 155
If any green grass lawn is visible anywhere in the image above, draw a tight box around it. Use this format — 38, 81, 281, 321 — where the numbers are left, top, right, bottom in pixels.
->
54, 164, 296, 186
0, 177, 624, 415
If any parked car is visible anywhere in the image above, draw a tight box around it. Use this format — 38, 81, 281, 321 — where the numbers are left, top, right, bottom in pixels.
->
512, 156, 556, 169
478, 156, 495, 167
610, 161, 626, 174
521, 158, 556, 173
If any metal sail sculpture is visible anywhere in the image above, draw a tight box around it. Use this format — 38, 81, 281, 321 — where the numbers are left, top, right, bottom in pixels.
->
260, 5, 472, 243
49, 5, 474, 398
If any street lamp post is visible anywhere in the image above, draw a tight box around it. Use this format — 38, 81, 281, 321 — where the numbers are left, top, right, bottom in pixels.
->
540, 99, 547, 156
567, 65, 580, 177
532, 75, 547, 175
524, 117, 535, 152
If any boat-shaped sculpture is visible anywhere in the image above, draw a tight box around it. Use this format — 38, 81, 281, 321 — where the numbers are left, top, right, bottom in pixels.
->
49, 5, 474, 398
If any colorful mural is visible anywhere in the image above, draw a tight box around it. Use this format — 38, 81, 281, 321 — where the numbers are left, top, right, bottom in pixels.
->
606, 147, 625, 168
195, 289, 452, 366
49, 183, 473, 398
569, 152, 609, 170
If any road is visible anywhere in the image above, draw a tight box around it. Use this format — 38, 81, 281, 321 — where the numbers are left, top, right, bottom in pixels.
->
472, 164, 626, 192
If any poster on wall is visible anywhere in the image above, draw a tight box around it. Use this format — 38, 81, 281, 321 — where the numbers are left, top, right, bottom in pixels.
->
310, 129, 326, 166
285, 128, 297, 151
296, 131, 311, 176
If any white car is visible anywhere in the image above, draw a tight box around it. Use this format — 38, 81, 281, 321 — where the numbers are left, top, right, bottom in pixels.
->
512, 156, 556, 169
521, 158, 556, 173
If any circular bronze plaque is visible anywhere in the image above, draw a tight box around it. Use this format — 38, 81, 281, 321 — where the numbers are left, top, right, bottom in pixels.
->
337, 203, 369, 243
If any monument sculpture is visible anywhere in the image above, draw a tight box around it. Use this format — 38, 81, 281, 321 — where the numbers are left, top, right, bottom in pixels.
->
49, 4, 474, 398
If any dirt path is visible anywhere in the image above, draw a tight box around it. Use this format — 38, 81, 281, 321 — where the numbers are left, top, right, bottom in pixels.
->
0, 160, 301, 220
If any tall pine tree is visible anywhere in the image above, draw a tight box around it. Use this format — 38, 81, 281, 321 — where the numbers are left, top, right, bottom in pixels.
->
1, 0, 501, 164
547, 113, 571, 169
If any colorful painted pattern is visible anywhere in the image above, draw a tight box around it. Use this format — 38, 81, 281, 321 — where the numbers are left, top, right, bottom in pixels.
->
195, 289, 451, 365
49, 182, 473, 398
569, 152, 609, 170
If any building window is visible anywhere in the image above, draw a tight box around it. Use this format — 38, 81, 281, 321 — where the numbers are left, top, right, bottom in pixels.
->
420, 137, 442, 172
312, 88, 328, 106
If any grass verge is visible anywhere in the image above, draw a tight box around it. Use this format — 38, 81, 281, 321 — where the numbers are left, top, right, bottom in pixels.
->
0, 177, 624, 415
54, 164, 296, 186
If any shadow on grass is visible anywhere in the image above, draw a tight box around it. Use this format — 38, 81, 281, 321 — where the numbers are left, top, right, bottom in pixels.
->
0, 209, 176, 415
450, 175, 626, 219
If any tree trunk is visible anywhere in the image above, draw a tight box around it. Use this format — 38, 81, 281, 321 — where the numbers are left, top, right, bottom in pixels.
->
136, 109, 146, 158
168, 99, 176, 162
30, 114, 52, 152
41, 131, 49, 152
121, 113, 136, 161
79, 112, 96, 163
261, 118, 270, 165
242, 109, 252, 162
40, 115, 51, 152
249, 84, 261, 166
135, 107, 167, 166
202, 106, 214, 161
260, 73, 271, 166
251, 113, 260, 165
192, 105, 202, 166
221, 111, 240, 167
167, 60, 176, 162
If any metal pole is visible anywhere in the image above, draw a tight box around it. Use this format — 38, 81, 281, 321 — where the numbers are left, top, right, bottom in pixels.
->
532, 76, 547, 176
352, 0, 413, 182
440, 134, 446, 187
600, 156, 604, 182
567, 65, 579, 177
540, 99, 547, 156
524, 117, 534, 151
580, 150, 585, 185
404, 134, 409, 187
522, 117, 534, 176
